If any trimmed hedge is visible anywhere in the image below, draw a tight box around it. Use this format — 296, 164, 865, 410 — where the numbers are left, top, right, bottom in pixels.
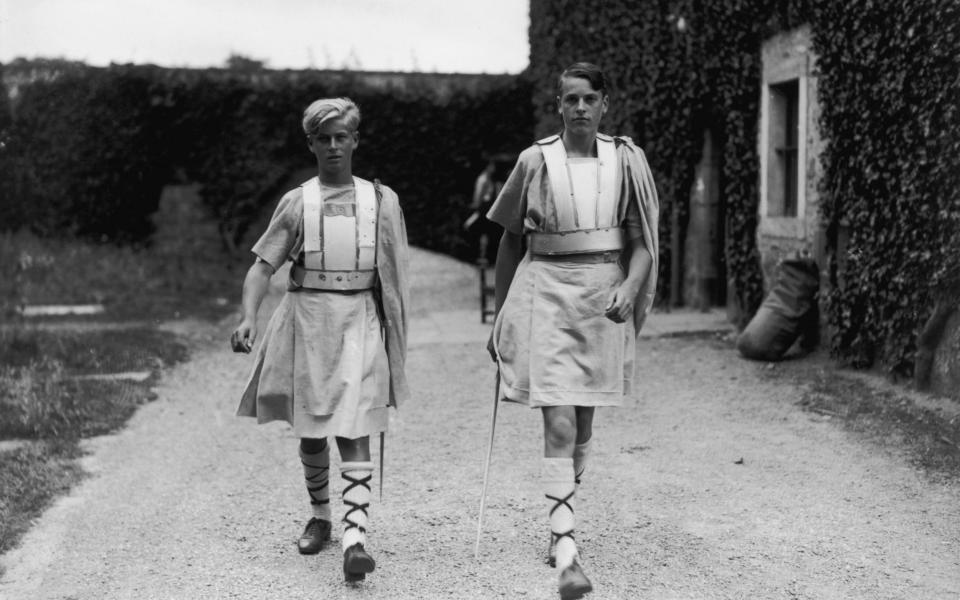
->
5, 63, 175, 241
528, 0, 959, 376
1, 63, 534, 260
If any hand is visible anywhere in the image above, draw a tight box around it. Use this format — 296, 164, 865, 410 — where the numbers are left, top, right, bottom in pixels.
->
486, 329, 497, 363
230, 319, 257, 353
604, 284, 637, 324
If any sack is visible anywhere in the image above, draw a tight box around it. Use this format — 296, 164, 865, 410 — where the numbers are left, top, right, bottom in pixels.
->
737, 256, 820, 361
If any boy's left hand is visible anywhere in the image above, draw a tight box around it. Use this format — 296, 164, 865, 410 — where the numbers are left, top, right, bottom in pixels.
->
230, 320, 256, 353
604, 285, 636, 323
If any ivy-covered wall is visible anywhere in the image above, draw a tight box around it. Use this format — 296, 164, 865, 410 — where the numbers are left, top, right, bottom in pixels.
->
810, 1, 960, 375
528, 0, 959, 377
530, 0, 778, 325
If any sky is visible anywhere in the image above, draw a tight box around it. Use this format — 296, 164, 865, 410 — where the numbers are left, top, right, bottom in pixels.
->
0, 0, 530, 73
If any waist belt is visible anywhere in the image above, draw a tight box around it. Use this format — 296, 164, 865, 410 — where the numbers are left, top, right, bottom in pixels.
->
527, 227, 625, 255
290, 264, 377, 291
531, 251, 620, 264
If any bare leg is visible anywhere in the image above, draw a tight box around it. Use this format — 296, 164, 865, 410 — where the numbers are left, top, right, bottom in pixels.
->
542, 406, 578, 458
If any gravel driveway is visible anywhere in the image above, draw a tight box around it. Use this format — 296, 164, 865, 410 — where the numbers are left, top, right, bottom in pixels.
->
1, 248, 959, 599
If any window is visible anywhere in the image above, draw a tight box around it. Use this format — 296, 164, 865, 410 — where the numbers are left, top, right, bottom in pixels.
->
767, 79, 800, 217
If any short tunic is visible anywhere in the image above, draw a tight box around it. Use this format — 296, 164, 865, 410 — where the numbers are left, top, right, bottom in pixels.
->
487, 138, 648, 408
237, 182, 390, 439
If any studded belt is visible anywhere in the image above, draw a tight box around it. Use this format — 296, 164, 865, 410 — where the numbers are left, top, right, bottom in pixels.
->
290, 264, 377, 291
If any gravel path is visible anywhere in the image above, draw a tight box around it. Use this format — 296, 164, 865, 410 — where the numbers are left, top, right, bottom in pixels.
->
1, 248, 959, 600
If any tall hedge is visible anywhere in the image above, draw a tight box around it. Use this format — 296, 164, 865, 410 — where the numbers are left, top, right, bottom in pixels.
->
1, 63, 534, 259
528, 0, 959, 375
5, 64, 175, 241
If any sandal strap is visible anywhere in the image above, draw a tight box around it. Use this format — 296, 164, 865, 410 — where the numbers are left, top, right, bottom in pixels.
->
546, 490, 575, 517
551, 528, 576, 543
342, 471, 372, 532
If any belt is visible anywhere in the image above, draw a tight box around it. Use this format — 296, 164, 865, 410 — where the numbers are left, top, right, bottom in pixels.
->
290, 264, 377, 291
527, 227, 625, 255
530, 251, 621, 264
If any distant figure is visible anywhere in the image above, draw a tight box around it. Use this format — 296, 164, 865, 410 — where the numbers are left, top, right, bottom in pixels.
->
465, 157, 505, 263
486, 62, 659, 600
230, 97, 409, 584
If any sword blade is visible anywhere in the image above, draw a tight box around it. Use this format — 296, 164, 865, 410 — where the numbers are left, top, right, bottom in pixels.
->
474, 371, 501, 559
379, 431, 385, 502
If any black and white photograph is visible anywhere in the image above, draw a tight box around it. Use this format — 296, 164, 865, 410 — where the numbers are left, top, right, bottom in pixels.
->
1, 1, 958, 598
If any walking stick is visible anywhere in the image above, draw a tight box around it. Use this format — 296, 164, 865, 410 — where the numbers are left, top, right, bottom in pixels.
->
474, 371, 501, 559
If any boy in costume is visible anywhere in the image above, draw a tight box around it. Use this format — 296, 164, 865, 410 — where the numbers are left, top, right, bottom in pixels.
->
231, 97, 409, 583
486, 63, 659, 600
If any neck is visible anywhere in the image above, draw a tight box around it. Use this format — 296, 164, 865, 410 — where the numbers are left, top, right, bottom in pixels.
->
561, 130, 596, 157
317, 165, 353, 185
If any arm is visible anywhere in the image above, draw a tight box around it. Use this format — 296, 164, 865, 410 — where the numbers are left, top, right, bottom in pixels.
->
485, 230, 524, 361
230, 260, 275, 353
605, 242, 653, 324
493, 231, 524, 312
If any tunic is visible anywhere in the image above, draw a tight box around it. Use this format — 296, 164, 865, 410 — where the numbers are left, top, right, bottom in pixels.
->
236, 178, 410, 439
487, 134, 660, 408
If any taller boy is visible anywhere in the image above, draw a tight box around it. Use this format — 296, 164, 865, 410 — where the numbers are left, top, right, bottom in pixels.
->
487, 63, 659, 599
231, 98, 409, 583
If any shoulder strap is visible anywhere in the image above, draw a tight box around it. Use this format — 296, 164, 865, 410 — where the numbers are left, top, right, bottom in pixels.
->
538, 138, 575, 228
596, 136, 619, 226
354, 177, 377, 269
301, 177, 323, 268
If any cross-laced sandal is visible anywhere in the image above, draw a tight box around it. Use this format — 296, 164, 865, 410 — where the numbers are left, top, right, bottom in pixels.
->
342, 471, 375, 582
545, 489, 575, 567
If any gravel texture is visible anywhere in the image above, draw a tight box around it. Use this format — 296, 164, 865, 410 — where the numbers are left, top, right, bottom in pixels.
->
1, 247, 959, 599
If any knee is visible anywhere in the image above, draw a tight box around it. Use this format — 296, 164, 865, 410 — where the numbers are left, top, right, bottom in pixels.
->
543, 415, 577, 452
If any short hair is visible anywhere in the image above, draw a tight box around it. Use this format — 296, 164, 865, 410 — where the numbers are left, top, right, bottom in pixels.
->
556, 62, 607, 95
302, 97, 361, 135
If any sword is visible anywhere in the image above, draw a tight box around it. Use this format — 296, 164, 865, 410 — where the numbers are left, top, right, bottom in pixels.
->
474, 370, 501, 559
379, 431, 385, 502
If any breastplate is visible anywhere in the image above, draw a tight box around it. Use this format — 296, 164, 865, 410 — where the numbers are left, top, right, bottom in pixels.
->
538, 135, 618, 232
301, 177, 377, 270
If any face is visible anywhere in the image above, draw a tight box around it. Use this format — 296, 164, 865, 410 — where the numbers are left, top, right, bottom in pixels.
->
306, 116, 359, 178
556, 75, 608, 135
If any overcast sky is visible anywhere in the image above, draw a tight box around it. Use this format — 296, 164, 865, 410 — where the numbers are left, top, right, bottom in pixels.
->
0, 0, 530, 73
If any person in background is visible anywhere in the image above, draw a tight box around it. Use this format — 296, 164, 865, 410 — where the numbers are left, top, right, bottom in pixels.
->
465, 156, 506, 263
486, 62, 659, 600
230, 97, 409, 584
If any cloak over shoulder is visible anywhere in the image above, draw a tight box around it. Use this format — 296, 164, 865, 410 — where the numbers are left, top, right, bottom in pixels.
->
372, 181, 410, 407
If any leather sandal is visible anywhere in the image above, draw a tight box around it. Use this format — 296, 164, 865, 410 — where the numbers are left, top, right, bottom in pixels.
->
558, 559, 593, 600
297, 517, 331, 554
343, 542, 376, 582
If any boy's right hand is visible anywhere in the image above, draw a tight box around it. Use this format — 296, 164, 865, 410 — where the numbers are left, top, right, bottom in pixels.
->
230, 320, 256, 353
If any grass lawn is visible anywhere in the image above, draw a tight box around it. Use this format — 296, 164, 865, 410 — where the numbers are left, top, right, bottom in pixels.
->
0, 327, 189, 559
0, 184, 253, 565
